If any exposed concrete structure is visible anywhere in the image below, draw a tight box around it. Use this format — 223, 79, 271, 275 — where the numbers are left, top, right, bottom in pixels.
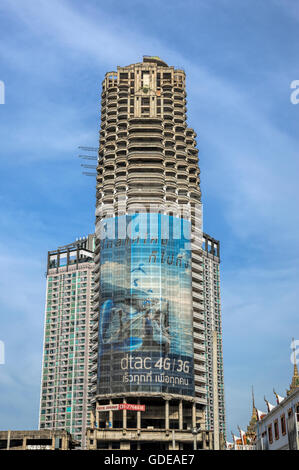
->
39, 235, 95, 448
0, 429, 78, 450
86, 394, 225, 449
90, 57, 226, 449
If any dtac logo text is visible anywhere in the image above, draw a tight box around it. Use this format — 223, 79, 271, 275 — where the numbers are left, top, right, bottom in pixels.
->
0, 81, 5, 105
290, 80, 299, 104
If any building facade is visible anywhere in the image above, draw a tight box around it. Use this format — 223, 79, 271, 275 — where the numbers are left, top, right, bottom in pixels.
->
39, 235, 95, 448
228, 349, 299, 451
89, 56, 225, 449
255, 352, 299, 450
256, 388, 299, 450
202, 234, 225, 438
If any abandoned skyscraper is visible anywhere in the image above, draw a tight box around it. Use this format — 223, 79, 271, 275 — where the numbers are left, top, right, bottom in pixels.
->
87, 56, 226, 450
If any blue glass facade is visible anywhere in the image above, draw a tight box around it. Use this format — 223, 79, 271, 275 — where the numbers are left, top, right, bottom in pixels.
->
97, 213, 194, 397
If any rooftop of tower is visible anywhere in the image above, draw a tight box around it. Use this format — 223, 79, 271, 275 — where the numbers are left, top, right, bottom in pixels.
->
142, 56, 168, 67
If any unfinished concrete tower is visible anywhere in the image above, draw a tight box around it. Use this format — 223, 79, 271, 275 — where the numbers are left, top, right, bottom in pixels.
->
88, 57, 225, 450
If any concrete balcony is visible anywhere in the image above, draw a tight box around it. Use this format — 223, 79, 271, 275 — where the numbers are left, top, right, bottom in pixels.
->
193, 312, 205, 322
192, 268, 203, 279
194, 343, 206, 353
194, 352, 205, 363
192, 252, 203, 263
187, 154, 198, 163
127, 188, 164, 198
127, 172, 164, 181
193, 331, 205, 341
129, 131, 162, 139
90, 352, 98, 362
192, 291, 204, 302
194, 363, 206, 373
128, 122, 163, 132
90, 330, 98, 343
90, 362, 98, 373
103, 170, 115, 178
194, 375, 207, 386
195, 385, 207, 395
164, 175, 176, 183
127, 196, 164, 206
195, 396, 207, 406
91, 312, 99, 322
127, 142, 164, 151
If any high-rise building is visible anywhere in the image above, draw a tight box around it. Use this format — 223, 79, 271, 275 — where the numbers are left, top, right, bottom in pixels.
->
39, 235, 95, 448
87, 57, 225, 450
202, 234, 225, 438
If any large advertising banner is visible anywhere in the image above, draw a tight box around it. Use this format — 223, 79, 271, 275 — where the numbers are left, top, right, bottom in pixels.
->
97, 213, 194, 397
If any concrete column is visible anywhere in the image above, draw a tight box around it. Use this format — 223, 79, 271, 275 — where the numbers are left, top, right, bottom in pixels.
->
47, 252, 50, 274
76, 246, 79, 268
192, 403, 197, 450
66, 248, 70, 271
6, 430, 10, 450
22, 437, 27, 450
123, 398, 127, 429
90, 410, 95, 429
209, 431, 213, 450
202, 431, 206, 450
62, 435, 67, 450
109, 400, 113, 428
120, 441, 130, 450
212, 331, 220, 450
193, 434, 197, 451
96, 409, 99, 429
192, 402, 196, 429
137, 399, 141, 430
179, 400, 183, 430
171, 429, 179, 450
165, 399, 170, 430
86, 430, 90, 450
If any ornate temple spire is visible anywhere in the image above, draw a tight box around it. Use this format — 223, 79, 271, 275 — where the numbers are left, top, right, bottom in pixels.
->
246, 386, 257, 440
287, 338, 299, 396
252, 385, 255, 411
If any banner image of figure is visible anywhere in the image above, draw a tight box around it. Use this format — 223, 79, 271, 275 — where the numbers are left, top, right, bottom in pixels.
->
97, 213, 194, 397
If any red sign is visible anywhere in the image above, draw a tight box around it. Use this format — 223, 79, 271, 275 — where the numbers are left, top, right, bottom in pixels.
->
119, 404, 145, 411
97, 403, 145, 412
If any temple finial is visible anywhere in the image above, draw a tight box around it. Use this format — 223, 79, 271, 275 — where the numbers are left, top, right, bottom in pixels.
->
246, 386, 257, 441
292, 338, 298, 375
252, 385, 255, 411
287, 339, 299, 395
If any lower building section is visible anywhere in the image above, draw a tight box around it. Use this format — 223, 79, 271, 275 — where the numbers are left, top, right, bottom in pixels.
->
86, 428, 214, 450
86, 394, 224, 450
0, 430, 79, 450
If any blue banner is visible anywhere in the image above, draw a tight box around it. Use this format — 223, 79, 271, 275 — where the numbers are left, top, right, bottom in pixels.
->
97, 213, 194, 397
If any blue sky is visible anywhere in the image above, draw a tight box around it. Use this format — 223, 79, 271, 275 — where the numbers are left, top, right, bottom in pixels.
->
0, 0, 298, 437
